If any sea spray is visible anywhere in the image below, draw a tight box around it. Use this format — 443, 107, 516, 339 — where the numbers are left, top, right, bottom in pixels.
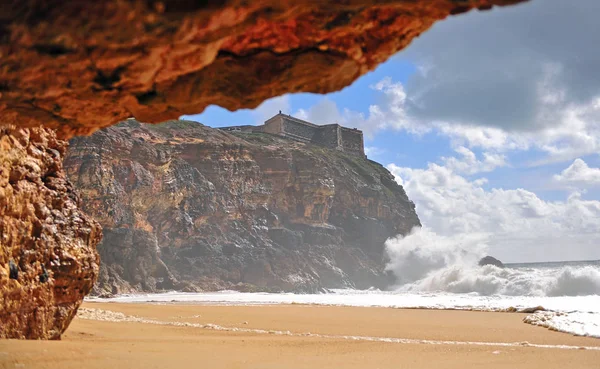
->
384, 227, 600, 297
547, 266, 600, 296
384, 227, 490, 285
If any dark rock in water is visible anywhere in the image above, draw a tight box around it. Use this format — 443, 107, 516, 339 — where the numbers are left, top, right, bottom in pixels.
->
479, 256, 504, 268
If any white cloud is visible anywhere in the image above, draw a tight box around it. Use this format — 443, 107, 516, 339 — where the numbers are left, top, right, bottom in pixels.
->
441, 146, 506, 175
434, 123, 529, 151
275, 0, 600, 264
290, 78, 428, 139
554, 159, 600, 187
387, 161, 600, 262
293, 74, 600, 167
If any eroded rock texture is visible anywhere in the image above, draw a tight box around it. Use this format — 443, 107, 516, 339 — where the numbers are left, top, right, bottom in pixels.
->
0, 126, 101, 339
1, 0, 525, 138
64, 120, 420, 294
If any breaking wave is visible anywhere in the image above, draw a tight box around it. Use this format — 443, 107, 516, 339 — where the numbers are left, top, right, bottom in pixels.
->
385, 227, 600, 297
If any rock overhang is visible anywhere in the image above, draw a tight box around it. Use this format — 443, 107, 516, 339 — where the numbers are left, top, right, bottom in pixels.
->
0, 0, 527, 139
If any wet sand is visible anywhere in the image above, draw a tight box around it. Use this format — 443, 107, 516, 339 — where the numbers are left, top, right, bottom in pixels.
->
2, 302, 600, 369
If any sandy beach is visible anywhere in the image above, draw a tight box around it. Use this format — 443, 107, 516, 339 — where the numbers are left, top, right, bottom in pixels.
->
1, 302, 599, 369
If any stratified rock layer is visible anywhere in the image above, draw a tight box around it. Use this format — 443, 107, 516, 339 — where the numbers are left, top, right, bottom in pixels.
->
1, 0, 525, 138
0, 126, 101, 339
64, 120, 420, 294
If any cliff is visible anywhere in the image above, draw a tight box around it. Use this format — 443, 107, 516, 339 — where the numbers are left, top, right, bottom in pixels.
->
64, 120, 420, 294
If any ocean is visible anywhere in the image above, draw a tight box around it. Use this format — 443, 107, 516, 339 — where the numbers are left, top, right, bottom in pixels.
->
94, 259, 600, 338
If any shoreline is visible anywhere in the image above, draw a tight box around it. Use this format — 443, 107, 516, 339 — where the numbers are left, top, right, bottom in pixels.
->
85, 290, 600, 338
3, 302, 600, 369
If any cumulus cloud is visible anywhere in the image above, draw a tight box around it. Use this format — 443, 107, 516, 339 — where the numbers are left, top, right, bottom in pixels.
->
434, 123, 529, 151
387, 162, 600, 262
554, 159, 600, 187
289, 75, 600, 166
441, 146, 506, 175
289, 78, 431, 139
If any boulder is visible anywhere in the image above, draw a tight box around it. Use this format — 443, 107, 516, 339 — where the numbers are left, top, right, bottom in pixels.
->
479, 256, 504, 268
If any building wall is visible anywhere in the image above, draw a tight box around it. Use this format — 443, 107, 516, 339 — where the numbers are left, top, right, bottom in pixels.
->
340, 127, 365, 157
220, 114, 366, 158
264, 116, 284, 135
313, 124, 341, 151
282, 118, 317, 143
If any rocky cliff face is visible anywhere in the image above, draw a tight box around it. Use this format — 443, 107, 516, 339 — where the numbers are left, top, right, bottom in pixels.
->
0, 126, 101, 339
64, 120, 420, 294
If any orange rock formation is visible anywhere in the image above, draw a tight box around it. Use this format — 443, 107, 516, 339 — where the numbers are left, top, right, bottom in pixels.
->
1, 0, 525, 138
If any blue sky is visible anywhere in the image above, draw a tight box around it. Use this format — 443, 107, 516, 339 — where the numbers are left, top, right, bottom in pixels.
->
184, 0, 600, 263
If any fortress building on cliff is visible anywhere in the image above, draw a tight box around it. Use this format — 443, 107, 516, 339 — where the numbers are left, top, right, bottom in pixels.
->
219, 112, 366, 157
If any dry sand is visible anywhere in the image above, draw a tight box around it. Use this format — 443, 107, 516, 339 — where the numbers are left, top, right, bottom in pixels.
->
2, 302, 600, 369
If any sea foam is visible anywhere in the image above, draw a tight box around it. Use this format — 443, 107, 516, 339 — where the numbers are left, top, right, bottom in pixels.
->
91, 290, 600, 338
77, 307, 600, 349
